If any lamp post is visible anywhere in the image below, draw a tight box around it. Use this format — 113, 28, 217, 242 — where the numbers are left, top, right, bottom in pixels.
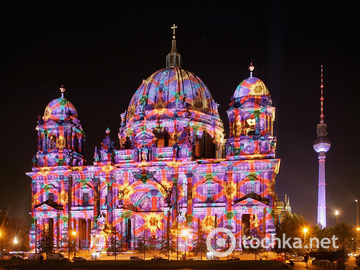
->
14, 237, 18, 254
182, 229, 189, 261
176, 222, 179, 260
72, 231, 77, 258
335, 210, 339, 224
113, 232, 117, 261
356, 199, 359, 255
357, 228, 360, 256
303, 228, 309, 268
0, 231, 2, 260
68, 230, 71, 260
303, 228, 308, 252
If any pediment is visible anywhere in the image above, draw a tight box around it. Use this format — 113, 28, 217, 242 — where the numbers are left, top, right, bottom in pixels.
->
133, 131, 154, 145
45, 119, 57, 126
239, 99, 258, 109
34, 200, 64, 212
233, 192, 269, 205
239, 100, 275, 113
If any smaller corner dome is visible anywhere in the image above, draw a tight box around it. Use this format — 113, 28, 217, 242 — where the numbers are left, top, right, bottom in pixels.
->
43, 97, 78, 121
232, 77, 269, 100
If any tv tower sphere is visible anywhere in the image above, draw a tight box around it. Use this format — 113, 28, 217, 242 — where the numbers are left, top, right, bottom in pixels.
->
313, 134, 331, 153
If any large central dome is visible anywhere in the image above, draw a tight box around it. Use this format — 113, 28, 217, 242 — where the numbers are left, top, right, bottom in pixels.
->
125, 34, 220, 122
119, 31, 224, 154
126, 66, 218, 120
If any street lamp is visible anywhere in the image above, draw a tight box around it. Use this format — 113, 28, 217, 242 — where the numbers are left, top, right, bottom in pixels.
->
303, 228, 308, 249
14, 237, 18, 253
182, 229, 189, 261
335, 210, 339, 224
72, 231, 77, 258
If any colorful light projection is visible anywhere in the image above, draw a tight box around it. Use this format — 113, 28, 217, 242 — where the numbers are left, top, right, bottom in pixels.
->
27, 33, 280, 253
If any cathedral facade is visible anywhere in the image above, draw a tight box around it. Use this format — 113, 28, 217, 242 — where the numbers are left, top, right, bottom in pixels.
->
27, 33, 280, 253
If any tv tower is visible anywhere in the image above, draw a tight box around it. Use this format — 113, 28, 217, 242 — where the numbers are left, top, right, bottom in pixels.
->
313, 65, 331, 228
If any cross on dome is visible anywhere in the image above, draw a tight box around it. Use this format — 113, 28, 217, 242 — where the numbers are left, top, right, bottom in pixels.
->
171, 24, 177, 39
60, 85, 65, 98
249, 63, 254, 77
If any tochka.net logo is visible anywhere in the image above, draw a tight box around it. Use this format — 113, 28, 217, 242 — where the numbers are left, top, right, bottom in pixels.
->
206, 228, 340, 257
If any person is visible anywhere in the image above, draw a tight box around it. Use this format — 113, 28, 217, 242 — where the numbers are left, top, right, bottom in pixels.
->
39, 254, 44, 264
304, 254, 309, 268
337, 257, 345, 270
289, 260, 294, 268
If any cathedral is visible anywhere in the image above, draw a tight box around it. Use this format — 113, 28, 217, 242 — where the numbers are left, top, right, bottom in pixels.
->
26, 28, 281, 253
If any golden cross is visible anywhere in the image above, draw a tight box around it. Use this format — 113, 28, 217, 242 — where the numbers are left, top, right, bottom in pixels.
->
171, 24, 177, 39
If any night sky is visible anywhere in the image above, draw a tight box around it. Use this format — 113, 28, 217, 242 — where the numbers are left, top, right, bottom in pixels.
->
1, 1, 359, 228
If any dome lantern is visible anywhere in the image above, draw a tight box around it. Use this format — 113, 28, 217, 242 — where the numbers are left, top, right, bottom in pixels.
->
166, 24, 181, 68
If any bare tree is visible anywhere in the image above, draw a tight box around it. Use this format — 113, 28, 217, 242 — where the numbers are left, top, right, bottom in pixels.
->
37, 230, 54, 255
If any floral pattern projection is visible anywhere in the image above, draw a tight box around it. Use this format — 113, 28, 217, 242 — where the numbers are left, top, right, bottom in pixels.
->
27, 40, 280, 253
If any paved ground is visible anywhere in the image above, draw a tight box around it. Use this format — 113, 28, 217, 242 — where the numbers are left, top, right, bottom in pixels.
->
293, 258, 356, 270
346, 257, 357, 269
0, 259, 351, 270
2, 251, 358, 270
293, 262, 323, 269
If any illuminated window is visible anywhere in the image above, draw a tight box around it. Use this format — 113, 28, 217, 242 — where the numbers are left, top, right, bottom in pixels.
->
245, 117, 256, 136
155, 131, 171, 147
204, 181, 218, 203
49, 193, 54, 204
246, 182, 254, 194
195, 137, 201, 157
209, 183, 217, 195
50, 135, 56, 149
49, 218, 54, 241
242, 214, 250, 237
83, 193, 89, 206
194, 132, 215, 159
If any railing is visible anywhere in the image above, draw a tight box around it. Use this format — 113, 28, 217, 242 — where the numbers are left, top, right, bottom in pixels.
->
312, 260, 338, 269
115, 149, 136, 163
152, 147, 174, 160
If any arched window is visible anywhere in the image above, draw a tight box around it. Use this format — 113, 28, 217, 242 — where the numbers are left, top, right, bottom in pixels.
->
245, 117, 256, 136
50, 134, 56, 149
194, 136, 202, 158
126, 219, 132, 248
74, 135, 78, 152
204, 132, 216, 158
246, 182, 254, 194
124, 137, 132, 149
49, 193, 54, 204
242, 214, 250, 237
83, 193, 89, 206
48, 218, 54, 242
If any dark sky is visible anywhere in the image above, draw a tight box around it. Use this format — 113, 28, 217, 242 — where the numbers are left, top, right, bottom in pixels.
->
1, 1, 359, 227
